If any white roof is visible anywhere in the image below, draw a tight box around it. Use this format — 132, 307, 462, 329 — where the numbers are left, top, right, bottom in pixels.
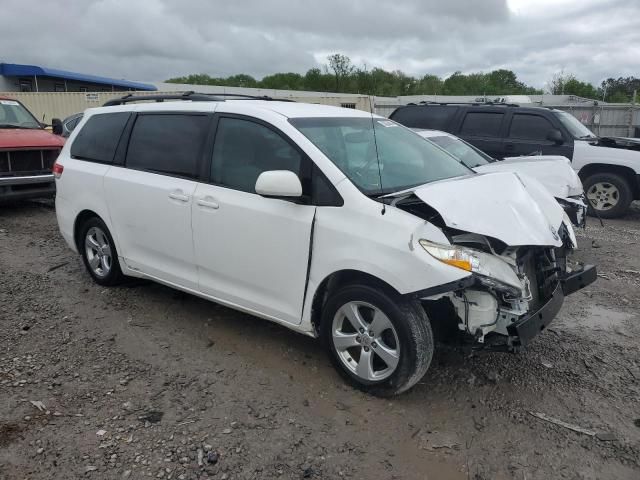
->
85, 99, 375, 119
226, 100, 373, 118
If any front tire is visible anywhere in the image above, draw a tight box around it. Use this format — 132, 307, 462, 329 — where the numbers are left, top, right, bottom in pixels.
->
79, 217, 124, 286
320, 284, 433, 396
584, 172, 633, 219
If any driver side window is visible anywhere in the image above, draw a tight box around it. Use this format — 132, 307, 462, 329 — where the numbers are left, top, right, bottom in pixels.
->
211, 117, 302, 194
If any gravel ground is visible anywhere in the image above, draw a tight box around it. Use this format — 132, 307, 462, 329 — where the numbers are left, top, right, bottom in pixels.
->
1, 200, 639, 480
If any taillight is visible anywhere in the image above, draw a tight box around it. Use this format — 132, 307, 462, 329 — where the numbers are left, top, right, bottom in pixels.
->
52, 162, 64, 179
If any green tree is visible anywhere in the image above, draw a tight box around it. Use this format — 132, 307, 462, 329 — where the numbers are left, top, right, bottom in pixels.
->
442, 71, 469, 95
599, 76, 640, 102
563, 78, 598, 99
547, 71, 598, 99
303, 68, 332, 92
165, 58, 548, 97
225, 74, 258, 88
260, 72, 304, 90
326, 53, 355, 92
417, 74, 443, 95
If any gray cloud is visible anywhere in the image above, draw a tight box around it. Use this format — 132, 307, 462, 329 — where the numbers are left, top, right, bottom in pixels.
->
0, 0, 638, 89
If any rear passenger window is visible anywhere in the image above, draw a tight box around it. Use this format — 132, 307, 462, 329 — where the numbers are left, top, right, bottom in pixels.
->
390, 105, 457, 130
126, 114, 209, 178
509, 114, 554, 140
70, 112, 130, 163
459, 112, 504, 137
211, 117, 302, 194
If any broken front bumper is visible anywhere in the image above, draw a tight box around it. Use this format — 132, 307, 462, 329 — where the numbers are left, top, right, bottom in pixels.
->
558, 196, 587, 228
507, 265, 597, 346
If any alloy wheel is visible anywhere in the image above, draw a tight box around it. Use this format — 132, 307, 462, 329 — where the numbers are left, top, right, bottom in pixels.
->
85, 226, 112, 278
332, 301, 400, 382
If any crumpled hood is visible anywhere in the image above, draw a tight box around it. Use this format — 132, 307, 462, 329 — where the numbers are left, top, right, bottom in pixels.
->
390, 171, 566, 247
475, 155, 583, 198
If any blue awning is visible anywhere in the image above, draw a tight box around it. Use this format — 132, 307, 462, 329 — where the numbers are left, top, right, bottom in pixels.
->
0, 63, 157, 91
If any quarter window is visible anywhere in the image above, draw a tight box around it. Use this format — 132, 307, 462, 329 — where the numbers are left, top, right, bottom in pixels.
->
126, 114, 209, 178
391, 105, 458, 130
211, 117, 302, 194
509, 114, 554, 140
70, 112, 130, 163
459, 112, 504, 137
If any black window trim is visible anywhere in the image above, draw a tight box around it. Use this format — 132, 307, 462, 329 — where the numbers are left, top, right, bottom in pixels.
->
203, 113, 343, 207
121, 111, 214, 181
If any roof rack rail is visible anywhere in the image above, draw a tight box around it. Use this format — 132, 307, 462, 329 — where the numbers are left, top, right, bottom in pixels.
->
103, 91, 296, 107
406, 101, 520, 107
204, 93, 296, 102
103, 91, 221, 106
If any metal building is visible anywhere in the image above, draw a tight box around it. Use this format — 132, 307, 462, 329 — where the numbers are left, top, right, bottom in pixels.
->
0, 62, 156, 93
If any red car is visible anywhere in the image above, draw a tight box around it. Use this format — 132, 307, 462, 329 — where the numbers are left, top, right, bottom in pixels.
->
0, 97, 64, 202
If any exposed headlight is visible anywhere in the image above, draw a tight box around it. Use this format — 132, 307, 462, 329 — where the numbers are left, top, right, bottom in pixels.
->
419, 239, 523, 294
419, 240, 479, 272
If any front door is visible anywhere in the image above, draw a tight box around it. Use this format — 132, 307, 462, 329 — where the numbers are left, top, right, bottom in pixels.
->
504, 113, 573, 158
192, 116, 315, 325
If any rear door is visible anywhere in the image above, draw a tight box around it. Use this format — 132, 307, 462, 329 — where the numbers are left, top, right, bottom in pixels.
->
455, 109, 506, 158
504, 112, 573, 158
104, 112, 211, 290
192, 114, 316, 325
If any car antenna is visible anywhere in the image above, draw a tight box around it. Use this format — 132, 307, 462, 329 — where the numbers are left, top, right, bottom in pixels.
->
368, 94, 385, 215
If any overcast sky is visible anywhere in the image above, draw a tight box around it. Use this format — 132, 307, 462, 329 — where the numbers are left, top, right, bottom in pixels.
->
1, 0, 638, 89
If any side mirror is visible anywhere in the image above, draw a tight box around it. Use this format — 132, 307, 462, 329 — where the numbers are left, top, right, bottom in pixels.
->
51, 118, 63, 136
255, 170, 302, 199
547, 129, 563, 145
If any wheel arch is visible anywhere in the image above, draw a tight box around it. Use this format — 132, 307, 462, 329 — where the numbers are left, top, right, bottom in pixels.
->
73, 209, 105, 253
578, 163, 639, 198
309, 269, 401, 335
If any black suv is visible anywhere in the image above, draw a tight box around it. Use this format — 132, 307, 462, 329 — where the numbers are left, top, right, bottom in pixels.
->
389, 103, 573, 159
390, 103, 640, 218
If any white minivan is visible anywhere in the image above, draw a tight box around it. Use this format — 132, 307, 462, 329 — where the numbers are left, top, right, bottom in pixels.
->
54, 93, 596, 395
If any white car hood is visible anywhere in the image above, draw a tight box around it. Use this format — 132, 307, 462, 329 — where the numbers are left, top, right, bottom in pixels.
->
575, 139, 640, 165
390, 171, 566, 247
474, 156, 583, 198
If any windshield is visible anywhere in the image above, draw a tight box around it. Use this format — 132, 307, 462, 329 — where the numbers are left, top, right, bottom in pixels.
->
290, 117, 473, 195
0, 100, 41, 129
554, 111, 596, 139
426, 134, 493, 168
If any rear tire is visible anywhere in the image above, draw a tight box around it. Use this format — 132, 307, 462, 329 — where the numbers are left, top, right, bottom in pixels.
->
320, 284, 433, 396
79, 217, 125, 286
584, 172, 633, 219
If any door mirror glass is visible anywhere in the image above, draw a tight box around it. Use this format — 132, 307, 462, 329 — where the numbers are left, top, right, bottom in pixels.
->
51, 118, 63, 135
547, 129, 563, 144
255, 170, 302, 198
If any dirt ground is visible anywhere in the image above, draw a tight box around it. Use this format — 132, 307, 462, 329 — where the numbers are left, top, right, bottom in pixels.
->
1, 201, 639, 480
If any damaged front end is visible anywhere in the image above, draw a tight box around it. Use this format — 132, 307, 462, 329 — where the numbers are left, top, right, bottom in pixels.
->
390, 172, 596, 351
416, 230, 596, 351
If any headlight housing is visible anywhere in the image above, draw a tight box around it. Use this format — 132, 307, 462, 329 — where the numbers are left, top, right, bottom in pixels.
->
419, 239, 523, 294
418, 240, 479, 272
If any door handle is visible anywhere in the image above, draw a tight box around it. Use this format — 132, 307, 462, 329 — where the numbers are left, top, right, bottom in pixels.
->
168, 190, 190, 202
196, 196, 219, 209
505, 143, 515, 151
